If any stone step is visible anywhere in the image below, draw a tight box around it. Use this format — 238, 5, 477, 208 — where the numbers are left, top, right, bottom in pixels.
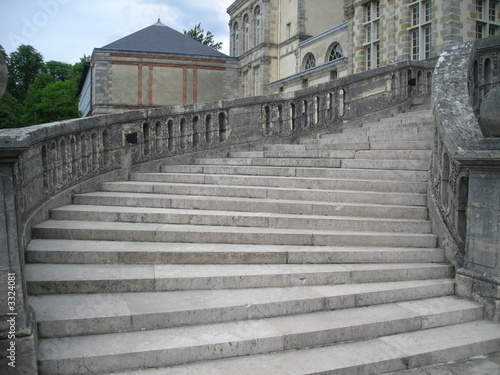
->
342, 124, 433, 135
219, 148, 431, 163
341, 158, 429, 171
148, 167, 430, 185
72, 191, 429, 219
30, 282, 457, 338
102, 181, 428, 206
228, 151, 265, 157
26, 262, 452, 295
300, 138, 433, 150
260, 150, 351, 159
354, 149, 431, 160
32, 220, 438, 247
370, 112, 434, 124
303, 141, 372, 150
50, 205, 432, 233
100, 322, 500, 375
26, 240, 446, 265
194, 157, 342, 168
37, 309, 496, 375
319, 131, 434, 143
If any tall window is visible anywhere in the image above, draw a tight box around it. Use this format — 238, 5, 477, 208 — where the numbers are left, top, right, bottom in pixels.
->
244, 14, 250, 52
243, 70, 249, 97
254, 67, 261, 96
409, 1, 432, 60
255, 6, 262, 45
304, 54, 316, 70
364, 1, 380, 70
476, 0, 499, 38
233, 22, 239, 56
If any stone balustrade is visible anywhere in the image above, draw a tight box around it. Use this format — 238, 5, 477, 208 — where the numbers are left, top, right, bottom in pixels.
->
430, 36, 500, 320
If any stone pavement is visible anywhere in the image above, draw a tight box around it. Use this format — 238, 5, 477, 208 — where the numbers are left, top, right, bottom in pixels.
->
388, 353, 500, 375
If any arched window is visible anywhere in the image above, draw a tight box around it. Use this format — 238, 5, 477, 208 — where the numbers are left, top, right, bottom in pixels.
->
255, 6, 262, 45
304, 54, 316, 70
328, 43, 343, 61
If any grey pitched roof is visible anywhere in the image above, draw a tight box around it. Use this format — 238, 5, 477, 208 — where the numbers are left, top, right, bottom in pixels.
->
97, 20, 229, 59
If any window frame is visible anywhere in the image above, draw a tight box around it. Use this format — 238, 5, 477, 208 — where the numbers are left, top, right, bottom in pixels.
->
304, 53, 317, 71
328, 43, 343, 62
409, 0, 433, 61
475, 0, 499, 38
363, 1, 381, 70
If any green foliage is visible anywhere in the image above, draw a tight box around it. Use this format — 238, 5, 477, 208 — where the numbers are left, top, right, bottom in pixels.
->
0, 44, 86, 128
7, 45, 44, 102
22, 79, 79, 125
0, 92, 23, 128
184, 23, 223, 51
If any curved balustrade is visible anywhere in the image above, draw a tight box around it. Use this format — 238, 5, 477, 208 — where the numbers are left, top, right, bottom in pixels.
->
431, 36, 500, 320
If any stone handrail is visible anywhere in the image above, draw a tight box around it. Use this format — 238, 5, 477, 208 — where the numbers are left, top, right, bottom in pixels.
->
430, 36, 500, 320
0, 59, 434, 370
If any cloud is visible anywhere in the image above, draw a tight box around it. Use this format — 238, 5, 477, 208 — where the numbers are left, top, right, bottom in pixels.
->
0, 0, 234, 63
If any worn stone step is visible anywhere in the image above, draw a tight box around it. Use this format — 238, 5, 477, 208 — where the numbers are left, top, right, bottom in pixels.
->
341, 158, 430, 171
37, 311, 497, 375
319, 131, 434, 143
32, 220, 438, 247
343, 124, 432, 135
228, 151, 265, 158
26, 240, 446, 265
72, 191, 429, 219
303, 141, 371, 150
50, 205, 432, 233
147, 166, 430, 185
26, 262, 452, 295
30, 283, 458, 338
300, 138, 433, 150
151, 171, 429, 191
102, 181, 428, 206
97, 321, 500, 375
193, 157, 342, 168
354, 149, 431, 161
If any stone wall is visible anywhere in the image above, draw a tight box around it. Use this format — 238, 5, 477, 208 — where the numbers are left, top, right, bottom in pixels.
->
430, 35, 500, 320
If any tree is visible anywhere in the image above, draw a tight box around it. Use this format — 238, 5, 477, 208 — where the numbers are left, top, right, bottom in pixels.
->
0, 44, 86, 128
7, 45, 44, 101
0, 92, 23, 128
22, 79, 79, 125
184, 23, 223, 51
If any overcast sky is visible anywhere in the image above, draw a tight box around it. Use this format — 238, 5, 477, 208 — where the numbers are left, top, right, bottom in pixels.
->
0, 0, 234, 64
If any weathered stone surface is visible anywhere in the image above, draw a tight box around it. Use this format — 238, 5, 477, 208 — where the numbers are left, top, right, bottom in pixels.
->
480, 88, 500, 137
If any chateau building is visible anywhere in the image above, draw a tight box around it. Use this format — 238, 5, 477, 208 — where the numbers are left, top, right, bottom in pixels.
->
79, 1, 499, 115
78, 20, 238, 116
227, 0, 500, 95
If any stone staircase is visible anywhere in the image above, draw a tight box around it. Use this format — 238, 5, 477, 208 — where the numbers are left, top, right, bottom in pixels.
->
26, 109, 500, 374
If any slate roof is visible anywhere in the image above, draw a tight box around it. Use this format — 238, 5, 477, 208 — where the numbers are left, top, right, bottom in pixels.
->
97, 19, 229, 60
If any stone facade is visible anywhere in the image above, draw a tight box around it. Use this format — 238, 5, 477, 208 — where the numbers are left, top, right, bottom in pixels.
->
79, 21, 239, 116
87, 51, 238, 116
227, 0, 500, 94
